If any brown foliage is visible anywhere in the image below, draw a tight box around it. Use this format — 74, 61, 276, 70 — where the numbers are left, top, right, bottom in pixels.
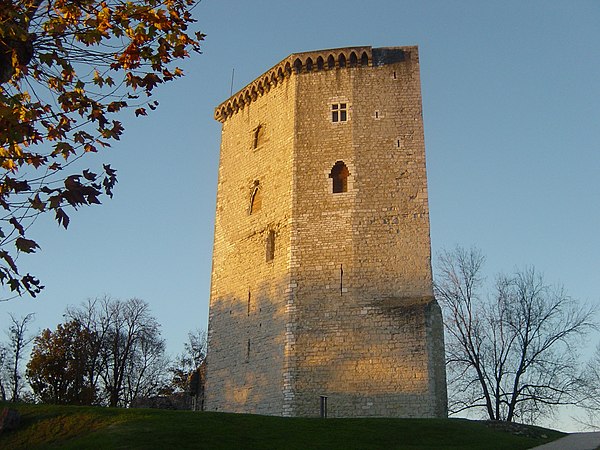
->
0, 0, 203, 297
26, 320, 97, 405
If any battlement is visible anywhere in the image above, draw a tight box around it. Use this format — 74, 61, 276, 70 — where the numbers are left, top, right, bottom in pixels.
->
214, 46, 417, 122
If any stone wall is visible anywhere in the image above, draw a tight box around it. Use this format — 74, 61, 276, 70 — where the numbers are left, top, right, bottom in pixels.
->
205, 72, 296, 414
205, 46, 447, 418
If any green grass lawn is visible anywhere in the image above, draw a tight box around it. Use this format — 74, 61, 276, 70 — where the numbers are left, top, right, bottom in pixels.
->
0, 403, 565, 449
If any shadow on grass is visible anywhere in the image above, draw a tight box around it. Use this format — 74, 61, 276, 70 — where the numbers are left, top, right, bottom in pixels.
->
0, 403, 565, 450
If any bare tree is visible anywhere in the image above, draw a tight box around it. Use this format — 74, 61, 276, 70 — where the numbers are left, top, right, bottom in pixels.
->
65, 297, 114, 403
0, 345, 7, 400
65, 296, 165, 407
4, 313, 35, 402
578, 344, 600, 429
122, 327, 168, 407
435, 246, 597, 423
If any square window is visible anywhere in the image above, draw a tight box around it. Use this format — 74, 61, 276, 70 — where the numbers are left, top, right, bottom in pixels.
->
331, 103, 348, 123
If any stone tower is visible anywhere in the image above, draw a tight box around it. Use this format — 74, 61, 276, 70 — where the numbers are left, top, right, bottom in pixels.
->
205, 46, 447, 418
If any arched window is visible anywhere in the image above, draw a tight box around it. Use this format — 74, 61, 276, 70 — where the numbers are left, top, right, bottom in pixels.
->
293, 58, 302, 74
360, 52, 369, 67
338, 53, 346, 68
306, 57, 313, 72
316, 56, 324, 71
327, 54, 335, 69
349, 52, 358, 67
250, 182, 261, 214
329, 161, 350, 193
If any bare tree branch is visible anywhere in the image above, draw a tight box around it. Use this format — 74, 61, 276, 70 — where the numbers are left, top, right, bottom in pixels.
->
435, 246, 597, 423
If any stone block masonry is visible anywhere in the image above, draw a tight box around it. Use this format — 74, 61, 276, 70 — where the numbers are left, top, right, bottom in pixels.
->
205, 46, 448, 418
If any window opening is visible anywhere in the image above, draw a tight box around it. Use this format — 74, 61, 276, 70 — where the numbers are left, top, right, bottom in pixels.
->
360, 52, 369, 66
246, 339, 250, 362
375, 111, 379, 119
250, 181, 261, 214
252, 125, 264, 149
331, 103, 347, 123
327, 55, 335, 69
349, 52, 357, 67
266, 230, 275, 262
293, 58, 302, 74
329, 161, 350, 193
393, 71, 397, 79
317, 56, 324, 71
340, 264, 344, 296
306, 58, 313, 72
247, 290, 251, 316
338, 54, 346, 67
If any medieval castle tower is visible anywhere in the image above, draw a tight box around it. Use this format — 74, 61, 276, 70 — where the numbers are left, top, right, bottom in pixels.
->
205, 46, 447, 418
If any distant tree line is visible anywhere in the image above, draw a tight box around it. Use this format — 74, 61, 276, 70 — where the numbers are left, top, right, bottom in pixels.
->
0, 296, 205, 409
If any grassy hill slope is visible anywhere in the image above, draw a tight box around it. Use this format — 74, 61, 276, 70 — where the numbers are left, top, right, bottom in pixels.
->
0, 403, 564, 449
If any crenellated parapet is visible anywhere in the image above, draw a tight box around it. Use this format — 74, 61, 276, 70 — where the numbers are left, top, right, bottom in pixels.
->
214, 46, 413, 123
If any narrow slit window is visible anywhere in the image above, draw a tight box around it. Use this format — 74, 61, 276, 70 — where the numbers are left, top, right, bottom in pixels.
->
252, 125, 264, 149
329, 161, 350, 193
250, 182, 261, 214
266, 230, 275, 262
247, 290, 251, 316
246, 339, 251, 362
331, 103, 347, 123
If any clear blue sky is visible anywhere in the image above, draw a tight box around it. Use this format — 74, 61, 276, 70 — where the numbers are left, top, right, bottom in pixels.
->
2, 0, 599, 431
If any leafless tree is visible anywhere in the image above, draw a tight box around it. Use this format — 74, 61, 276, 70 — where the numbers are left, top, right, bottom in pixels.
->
577, 344, 600, 429
65, 296, 165, 407
3, 313, 35, 402
0, 345, 7, 400
122, 328, 168, 407
435, 246, 597, 423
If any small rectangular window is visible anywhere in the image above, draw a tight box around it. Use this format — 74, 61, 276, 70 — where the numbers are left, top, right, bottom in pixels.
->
340, 103, 347, 121
331, 103, 347, 123
266, 230, 275, 262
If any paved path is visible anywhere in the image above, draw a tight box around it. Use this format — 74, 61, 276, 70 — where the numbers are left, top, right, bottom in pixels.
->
530, 432, 600, 450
